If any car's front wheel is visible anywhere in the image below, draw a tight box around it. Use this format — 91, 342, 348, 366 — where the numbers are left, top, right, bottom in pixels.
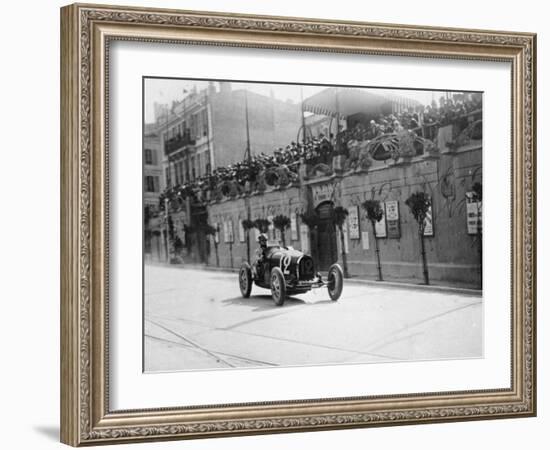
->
270, 267, 286, 306
239, 262, 253, 298
327, 263, 344, 301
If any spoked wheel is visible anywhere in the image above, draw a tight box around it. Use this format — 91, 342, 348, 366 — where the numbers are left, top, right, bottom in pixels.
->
327, 263, 344, 301
239, 262, 253, 298
270, 267, 286, 306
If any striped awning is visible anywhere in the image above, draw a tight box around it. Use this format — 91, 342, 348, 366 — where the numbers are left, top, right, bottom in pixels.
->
303, 87, 421, 118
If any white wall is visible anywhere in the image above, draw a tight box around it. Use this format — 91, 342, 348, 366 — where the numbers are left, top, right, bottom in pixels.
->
0, 0, 546, 449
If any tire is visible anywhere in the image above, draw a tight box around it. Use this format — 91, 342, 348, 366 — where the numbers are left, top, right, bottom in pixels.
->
239, 262, 253, 298
270, 267, 286, 306
327, 263, 344, 301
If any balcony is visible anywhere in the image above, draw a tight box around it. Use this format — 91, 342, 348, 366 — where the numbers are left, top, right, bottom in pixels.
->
164, 134, 196, 155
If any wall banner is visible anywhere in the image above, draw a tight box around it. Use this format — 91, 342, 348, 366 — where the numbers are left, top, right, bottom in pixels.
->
423, 201, 434, 237
267, 214, 274, 240
342, 220, 349, 254
348, 206, 360, 240
466, 195, 482, 235
385, 200, 400, 239
227, 219, 234, 243
290, 212, 298, 241
299, 224, 309, 254
238, 218, 245, 242
361, 231, 369, 250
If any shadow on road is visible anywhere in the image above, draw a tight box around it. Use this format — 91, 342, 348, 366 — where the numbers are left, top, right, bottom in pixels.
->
222, 294, 335, 312
221, 294, 305, 311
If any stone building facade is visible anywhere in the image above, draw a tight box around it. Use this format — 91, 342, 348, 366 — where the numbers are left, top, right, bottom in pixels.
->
143, 123, 166, 262
159, 82, 302, 189
164, 122, 482, 288
146, 81, 303, 263
204, 141, 481, 286
147, 85, 483, 288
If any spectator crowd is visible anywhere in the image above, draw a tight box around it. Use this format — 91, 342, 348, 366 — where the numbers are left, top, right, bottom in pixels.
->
159, 92, 482, 209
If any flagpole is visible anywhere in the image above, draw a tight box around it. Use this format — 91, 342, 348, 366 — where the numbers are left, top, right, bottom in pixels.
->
334, 87, 341, 152
301, 87, 307, 144
244, 90, 252, 261
245, 90, 251, 163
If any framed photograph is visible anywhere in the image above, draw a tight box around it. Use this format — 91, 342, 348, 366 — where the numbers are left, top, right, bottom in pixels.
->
60, 3, 536, 446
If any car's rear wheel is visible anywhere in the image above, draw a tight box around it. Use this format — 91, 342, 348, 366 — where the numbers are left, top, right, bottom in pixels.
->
239, 262, 253, 298
327, 263, 344, 301
270, 267, 286, 306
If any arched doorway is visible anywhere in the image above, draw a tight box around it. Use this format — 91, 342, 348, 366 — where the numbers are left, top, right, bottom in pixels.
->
315, 201, 338, 271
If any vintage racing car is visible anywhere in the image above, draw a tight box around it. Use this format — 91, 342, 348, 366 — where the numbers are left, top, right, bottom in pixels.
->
238, 244, 344, 306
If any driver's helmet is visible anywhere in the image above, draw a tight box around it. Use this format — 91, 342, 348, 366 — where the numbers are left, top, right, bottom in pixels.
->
257, 233, 268, 244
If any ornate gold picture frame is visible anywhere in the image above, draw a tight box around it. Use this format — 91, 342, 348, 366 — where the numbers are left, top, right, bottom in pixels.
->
60, 3, 536, 446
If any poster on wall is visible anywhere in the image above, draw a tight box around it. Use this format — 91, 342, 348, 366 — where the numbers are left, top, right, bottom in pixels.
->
238, 218, 245, 242
375, 202, 387, 238
223, 220, 234, 243
223, 221, 228, 243
361, 231, 369, 250
466, 194, 482, 234
290, 212, 298, 241
348, 206, 360, 239
299, 224, 309, 254
423, 201, 434, 236
228, 219, 234, 243
385, 200, 400, 238
267, 214, 274, 240
342, 220, 349, 254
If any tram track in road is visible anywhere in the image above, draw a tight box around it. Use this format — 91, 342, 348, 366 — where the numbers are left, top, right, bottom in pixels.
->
146, 314, 402, 362
145, 318, 277, 368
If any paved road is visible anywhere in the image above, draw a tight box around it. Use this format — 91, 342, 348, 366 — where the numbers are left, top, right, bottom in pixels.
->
144, 265, 482, 372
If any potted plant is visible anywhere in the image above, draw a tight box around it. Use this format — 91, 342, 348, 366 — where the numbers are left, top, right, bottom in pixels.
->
272, 215, 291, 246
253, 218, 271, 234
362, 199, 384, 281
405, 192, 432, 284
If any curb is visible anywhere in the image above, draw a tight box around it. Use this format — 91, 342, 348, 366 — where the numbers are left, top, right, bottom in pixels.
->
146, 261, 240, 273
145, 261, 482, 296
341, 277, 482, 297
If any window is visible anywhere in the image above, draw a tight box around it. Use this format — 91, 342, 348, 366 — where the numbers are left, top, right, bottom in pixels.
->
201, 108, 209, 136
177, 160, 184, 184
197, 153, 201, 177
174, 162, 180, 185
145, 175, 159, 193
144, 148, 156, 165
191, 113, 198, 140
165, 167, 171, 188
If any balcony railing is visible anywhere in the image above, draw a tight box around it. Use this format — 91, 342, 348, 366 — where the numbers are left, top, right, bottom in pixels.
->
164, 134, 196, 155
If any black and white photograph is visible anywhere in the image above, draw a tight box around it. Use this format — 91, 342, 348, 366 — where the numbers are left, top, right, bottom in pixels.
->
143, 78, 483, 372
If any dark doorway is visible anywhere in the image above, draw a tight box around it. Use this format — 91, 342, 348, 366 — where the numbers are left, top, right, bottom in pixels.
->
315, 202, 338, 271
190, 204, 208, 263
